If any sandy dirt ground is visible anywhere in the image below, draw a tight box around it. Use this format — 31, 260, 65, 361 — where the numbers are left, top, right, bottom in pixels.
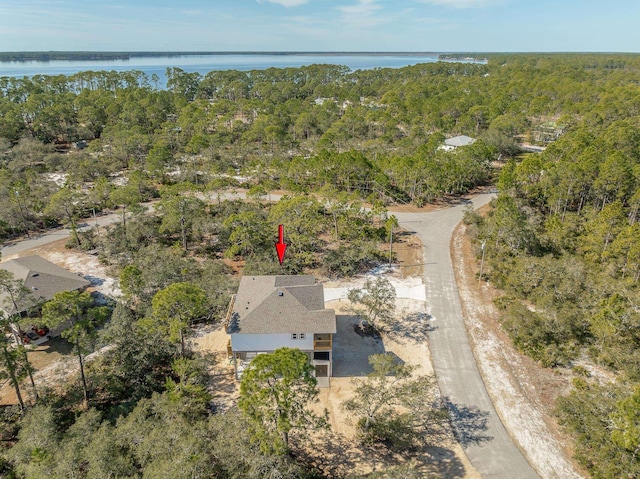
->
303, 298, 479, 479
451, 219, 586, 479
0, 216, 479, 477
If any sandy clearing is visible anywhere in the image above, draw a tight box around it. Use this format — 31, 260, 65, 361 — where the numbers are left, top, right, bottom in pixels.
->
324, 273, 426, 303
191, 323, 240, 412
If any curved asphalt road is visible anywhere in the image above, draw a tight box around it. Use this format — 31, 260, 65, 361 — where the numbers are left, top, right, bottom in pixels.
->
395, 194, 539, 479
0, 190, 268, 259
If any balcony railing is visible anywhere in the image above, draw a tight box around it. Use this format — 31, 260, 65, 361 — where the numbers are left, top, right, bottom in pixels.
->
224, 294, 236, 332
314, 339, 332, 350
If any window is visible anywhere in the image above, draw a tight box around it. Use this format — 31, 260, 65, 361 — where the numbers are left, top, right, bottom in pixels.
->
291, 333, 297, 340
299, 333, 306, 340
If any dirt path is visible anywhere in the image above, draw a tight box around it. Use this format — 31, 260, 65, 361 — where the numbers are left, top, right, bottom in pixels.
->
452, 221, 585, 479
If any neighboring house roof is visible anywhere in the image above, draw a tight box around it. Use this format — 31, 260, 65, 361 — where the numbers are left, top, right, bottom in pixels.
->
444, 135, 477, 148
228, 275, 336, 335
0, 255, 90, 315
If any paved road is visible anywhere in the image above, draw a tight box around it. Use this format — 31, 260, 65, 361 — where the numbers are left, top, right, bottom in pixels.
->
1, 213, 122, 258
0, 190, 271, 259
395, 194, 539, 479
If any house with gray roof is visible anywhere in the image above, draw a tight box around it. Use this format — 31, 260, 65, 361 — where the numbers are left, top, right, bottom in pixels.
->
1, 256, 91, 345
0, 255, 91, 317
439, 135, 477, 151
226, 275, 336, 386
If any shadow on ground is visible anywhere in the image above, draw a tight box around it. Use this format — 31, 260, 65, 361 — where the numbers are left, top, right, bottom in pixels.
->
296, 430, 469, 479
387, 311, 436, 344
332, 314, 386, 377
443, 398, 493, 446
85, 275, 105, 285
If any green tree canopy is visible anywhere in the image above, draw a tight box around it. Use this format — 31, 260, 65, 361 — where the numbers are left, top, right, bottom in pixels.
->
149, 281, 209, 356
41, 290, 110, 404
238, 347, 327, 454
348, 276, 397, 331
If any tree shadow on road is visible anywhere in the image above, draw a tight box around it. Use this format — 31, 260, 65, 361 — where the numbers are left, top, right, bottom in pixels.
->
387, 311, 437, 344
443, 398, 493, 447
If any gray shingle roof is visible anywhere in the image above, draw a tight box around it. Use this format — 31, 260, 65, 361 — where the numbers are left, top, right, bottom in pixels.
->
229, 275, 336, 334
444, 135, 476, 147
0, 255, 91, 315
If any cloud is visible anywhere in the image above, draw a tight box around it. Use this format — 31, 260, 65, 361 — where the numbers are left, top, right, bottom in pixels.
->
259, 0, 309, 6
337, 0, 382, 16
180, 10, 204, 16
419, 0, 504, 8
278, 15, 332, 38
336, 0, 385, 28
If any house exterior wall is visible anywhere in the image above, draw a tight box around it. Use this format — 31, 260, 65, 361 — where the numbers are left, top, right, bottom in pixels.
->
230, 332, 313, 352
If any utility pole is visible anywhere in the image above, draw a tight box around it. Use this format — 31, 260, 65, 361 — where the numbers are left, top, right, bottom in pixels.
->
389, 226, 393, 267
478, 240, 487, 286
387, 215, 397, 268
92, 207, 99, 237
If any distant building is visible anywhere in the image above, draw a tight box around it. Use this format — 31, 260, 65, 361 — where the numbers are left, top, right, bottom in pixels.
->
533, 122, 564, 144
0, 255, 90, 316
226, 275, 336, 387
439, 135, 477, 151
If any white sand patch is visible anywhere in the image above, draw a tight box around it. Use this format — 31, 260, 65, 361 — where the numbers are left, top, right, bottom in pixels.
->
43, 172, 68, 187
33, 344, 115, 388
109, 173, 128, 187
194, 269, 476, 478
323, 269, 426, 302
42, 250, 121, 299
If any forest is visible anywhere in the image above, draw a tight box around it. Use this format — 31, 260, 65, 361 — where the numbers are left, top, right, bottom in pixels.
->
1, 53, 640, 477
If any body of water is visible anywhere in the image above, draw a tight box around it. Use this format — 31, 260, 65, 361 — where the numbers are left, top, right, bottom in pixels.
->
0, 53, 482, 80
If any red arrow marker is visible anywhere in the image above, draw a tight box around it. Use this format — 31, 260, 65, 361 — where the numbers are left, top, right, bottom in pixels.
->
275, 224, 287, 265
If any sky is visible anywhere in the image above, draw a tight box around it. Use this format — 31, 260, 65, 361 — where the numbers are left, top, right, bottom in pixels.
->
0, 0, 639, 53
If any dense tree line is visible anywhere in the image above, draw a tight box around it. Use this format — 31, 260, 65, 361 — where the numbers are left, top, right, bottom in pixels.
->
1, 309, 317, 478
0, 55, 566, 239
2, 53, 633, 239
466, 113, 640, 475
7, 53, 639, 240
0, 52, 290, 62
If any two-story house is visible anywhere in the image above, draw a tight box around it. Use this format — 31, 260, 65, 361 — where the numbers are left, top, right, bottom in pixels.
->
225, 275, 336, 387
